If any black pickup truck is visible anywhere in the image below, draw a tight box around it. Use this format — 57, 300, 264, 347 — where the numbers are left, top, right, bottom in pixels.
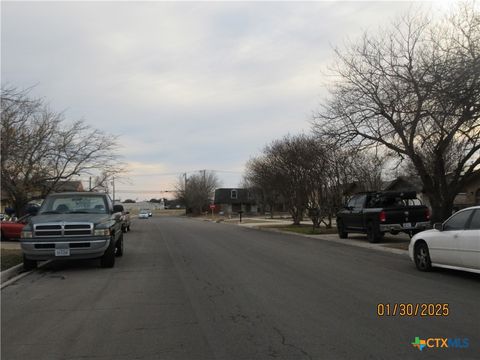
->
336, 191, 431, 243
20, 192, 125, 269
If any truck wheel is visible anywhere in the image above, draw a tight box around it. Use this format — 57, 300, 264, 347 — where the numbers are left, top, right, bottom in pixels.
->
23, 255, 37, 271
101, 236, 116, 268
337, 220, 348, 239
115, 233, 124, 257
414, 242, 432, 271
367, 223, 383, 243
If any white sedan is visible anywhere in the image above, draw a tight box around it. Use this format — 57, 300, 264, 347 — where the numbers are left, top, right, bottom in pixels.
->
409, 206, 480, 274
138, 210, 149, 219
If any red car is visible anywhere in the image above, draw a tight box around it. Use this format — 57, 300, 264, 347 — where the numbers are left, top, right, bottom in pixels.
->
0, 215, 31, 241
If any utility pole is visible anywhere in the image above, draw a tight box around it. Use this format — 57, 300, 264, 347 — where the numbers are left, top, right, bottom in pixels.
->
112, 176, 115, 205
89, 177, 92, 191
184, 172, 188, 216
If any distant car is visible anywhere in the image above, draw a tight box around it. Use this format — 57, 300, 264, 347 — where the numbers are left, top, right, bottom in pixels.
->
409, 206, 480, 274
1, 214, 32, 241
138, 210, 149, 219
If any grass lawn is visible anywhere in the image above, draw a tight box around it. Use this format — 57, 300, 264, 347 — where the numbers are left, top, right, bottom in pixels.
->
265, 224, 338, 235
1, 249, 23, 271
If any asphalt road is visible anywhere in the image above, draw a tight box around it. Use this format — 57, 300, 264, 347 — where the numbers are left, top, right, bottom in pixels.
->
2, 216, 479, 360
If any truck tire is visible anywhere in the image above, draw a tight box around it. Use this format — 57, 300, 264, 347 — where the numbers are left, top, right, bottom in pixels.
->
23, 255, 37, 271
115, 232, 124, 257
100, 236, 116, 268
367, 223, 383, 243
337, 220, 348, 239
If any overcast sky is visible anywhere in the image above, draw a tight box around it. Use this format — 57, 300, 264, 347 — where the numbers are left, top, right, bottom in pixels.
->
2, 1, 447, 201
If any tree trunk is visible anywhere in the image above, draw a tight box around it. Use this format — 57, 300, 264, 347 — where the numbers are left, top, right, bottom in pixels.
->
290, 207, 303, 225
427, 192, 455, 224
12, 192, 29, 217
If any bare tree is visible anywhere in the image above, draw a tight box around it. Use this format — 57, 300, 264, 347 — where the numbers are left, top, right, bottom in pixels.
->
245, 135, 326, 225
244, 157, 284, 218
313, 2, 480, 222
175, 170, 220, 215
1, 87, 124, 215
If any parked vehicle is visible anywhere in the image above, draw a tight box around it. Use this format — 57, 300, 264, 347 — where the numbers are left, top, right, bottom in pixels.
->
1, 214, 32, 241
409, 206, 480, 274
20, 192, 124, 270
121, 211, 131, 232
138, 210, 149, 219
336, 191, 431, 243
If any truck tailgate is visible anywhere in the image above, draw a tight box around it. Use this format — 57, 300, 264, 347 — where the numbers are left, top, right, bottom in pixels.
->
383, 206, 428, 224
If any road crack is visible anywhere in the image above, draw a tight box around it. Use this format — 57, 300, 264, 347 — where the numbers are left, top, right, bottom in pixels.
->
273, 327, 312, 360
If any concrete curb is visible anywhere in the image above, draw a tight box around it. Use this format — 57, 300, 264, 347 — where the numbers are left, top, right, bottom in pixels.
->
1, 260, 52, 290
0, 263, 23, 283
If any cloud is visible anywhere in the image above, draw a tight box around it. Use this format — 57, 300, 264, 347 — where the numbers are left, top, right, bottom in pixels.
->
2, 1, 420, 200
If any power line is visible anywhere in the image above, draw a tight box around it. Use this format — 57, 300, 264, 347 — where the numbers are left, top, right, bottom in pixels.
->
120, 169, 244, 177
115, 190, 175, 193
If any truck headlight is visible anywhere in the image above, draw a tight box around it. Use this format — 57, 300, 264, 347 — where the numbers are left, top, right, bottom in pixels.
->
21, 230, 33, 239
94, 228, 110, 236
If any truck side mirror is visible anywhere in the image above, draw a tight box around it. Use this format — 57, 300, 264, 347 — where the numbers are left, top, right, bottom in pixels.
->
113, 205, 124, 213
433, 223, 443, 231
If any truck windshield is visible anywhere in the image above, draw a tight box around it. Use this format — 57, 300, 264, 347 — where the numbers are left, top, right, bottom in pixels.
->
39, 195, 108, 214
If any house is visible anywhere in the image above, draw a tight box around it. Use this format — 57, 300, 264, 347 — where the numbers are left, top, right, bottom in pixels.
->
383, 175, 480, 210
51, 180, 84, 193
214, 188, 257, 215
382, 176, 430, 207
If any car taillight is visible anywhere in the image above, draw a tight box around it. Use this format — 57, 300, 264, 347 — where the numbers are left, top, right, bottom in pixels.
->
379, 211, 386, 222
425, 208, 430, 221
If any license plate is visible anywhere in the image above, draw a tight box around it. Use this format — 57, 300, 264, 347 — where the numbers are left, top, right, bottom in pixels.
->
403, 222, 412, 229
55, 248, 70, 256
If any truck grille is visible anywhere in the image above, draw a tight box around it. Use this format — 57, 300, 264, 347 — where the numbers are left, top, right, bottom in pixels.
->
34, 223, 93, 237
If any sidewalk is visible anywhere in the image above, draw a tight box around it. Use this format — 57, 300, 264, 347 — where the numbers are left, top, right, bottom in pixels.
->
223, 218, 410, 256
1, 241, 21, 250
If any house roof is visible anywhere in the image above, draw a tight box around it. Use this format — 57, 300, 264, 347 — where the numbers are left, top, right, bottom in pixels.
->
383, 176, 423, 192
51, 180, 84, 192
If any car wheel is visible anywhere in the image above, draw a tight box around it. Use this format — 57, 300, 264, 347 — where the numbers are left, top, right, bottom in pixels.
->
367, 223, 383, 243
414, 242, 432, 271
101, 236, 116, 268
115, 232, 124, 257
23, 255, 37, 271
337, 220, 348, 239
